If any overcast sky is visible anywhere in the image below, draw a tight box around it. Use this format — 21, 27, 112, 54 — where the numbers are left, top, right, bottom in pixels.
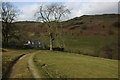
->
3, 0, 119, 21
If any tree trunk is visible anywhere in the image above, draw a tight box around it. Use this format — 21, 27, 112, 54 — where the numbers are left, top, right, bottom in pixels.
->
49, 35, 53, 51
3, 36, 8, 47
6, 36, 8, 47
2, 23, 9, 47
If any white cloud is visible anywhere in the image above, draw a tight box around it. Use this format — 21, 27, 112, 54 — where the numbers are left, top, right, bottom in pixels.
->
80, 2, 118, 15
15, 1, 118, 21
17, 4, 39, 21
2, 0, 119, 2
2, 0, 67, 2
64, 2, 118, 20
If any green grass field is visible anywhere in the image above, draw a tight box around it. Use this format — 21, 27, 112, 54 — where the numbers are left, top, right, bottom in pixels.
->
42, 34, 118, 59
63, 35, 118, 58
33, 50, 118, 78
63, 35, 117, 53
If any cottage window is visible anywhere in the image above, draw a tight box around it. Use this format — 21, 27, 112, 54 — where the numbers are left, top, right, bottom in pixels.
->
28, 41, 30, 44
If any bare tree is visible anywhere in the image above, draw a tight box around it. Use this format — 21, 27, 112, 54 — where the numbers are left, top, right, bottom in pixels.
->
1, 2, 19, 46
35, 3, 70, 50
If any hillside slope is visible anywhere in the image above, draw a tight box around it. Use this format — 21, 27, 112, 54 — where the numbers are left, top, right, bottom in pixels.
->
62, 14, 119, 36
8, 14, 119, 60
14, 14, 119, 37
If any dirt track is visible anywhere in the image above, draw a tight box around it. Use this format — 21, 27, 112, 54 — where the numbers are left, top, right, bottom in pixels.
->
8, 51, 40, 79
9, 53, 32, 78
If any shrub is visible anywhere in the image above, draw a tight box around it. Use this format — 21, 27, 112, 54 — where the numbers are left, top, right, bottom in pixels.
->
108, 30, 114, 35
80, 30, 83, 34
100, 42, 118, 60
81, 26, 87, 30
113, 22, 120, 28
75, 22, 84, 25
102, 25, 105, 28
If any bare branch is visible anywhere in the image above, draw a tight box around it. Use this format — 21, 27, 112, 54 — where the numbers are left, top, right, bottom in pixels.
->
34, 3, 71, 50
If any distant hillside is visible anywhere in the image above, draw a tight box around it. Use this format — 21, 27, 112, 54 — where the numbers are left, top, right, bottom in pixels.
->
14, 14, 119, 36
9, 14, 119, 59
62, 14, 119, 36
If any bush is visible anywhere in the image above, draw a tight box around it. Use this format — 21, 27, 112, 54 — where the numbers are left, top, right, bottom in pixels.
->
75, 21, 84, 25
102, 25, 105, 28
99, 42, 118, 60
108, 30, 114, 35
80, 30, 83, 34
113, 22, 120, 28
81, 26, 87, 30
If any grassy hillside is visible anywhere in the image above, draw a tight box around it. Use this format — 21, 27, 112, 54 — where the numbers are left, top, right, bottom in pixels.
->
38, 34, 118, 59
33, 50, 118, 78
8, 14, 119, 59
62, 14, 119, 36
14, 14, 119, 36
63, 34, 118, 59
